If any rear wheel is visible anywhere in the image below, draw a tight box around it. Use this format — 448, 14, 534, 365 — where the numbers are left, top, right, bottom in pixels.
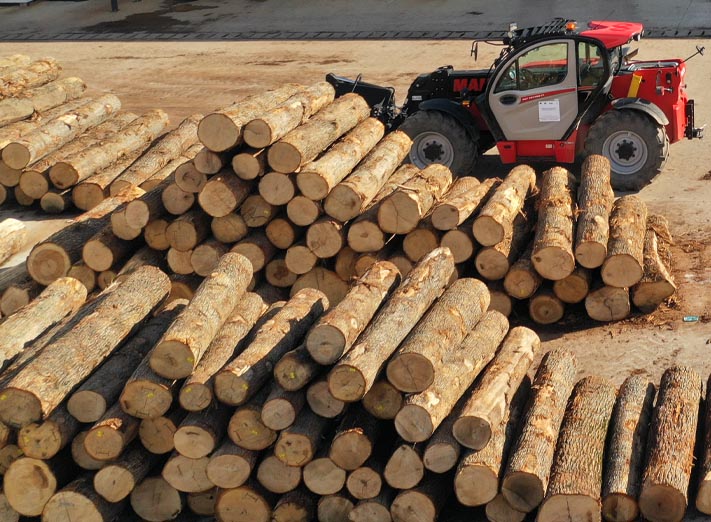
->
584, 110, 668, 191
398, 110, 478, 176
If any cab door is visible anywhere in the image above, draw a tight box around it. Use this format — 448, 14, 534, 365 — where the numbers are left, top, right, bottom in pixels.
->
487, 39, 579, 141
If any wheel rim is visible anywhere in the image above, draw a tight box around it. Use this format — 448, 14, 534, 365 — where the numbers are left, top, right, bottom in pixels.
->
602, 130, 649, 175
410, 131, 454, 169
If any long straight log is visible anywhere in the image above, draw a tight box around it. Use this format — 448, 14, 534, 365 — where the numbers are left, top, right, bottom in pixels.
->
306, 260, 400, 365
502, 350, 578, 513
67, 302, 182, 423
602, 375, 656, 522
602, 195, 647, 287
537, 376, 618, 522
531, 166, 577, 280
431, 176, 498, 230
26, 185, 145, 285
198, 83, 305, 152
244, 81, 336, 148
0, 277, 86, 367
639, 366, 702, 522
2, 94, 122, 170
109, 113, 201, 194
395, 310, 509, 443
0, 77, 86, 127
575, 154, 614, 268
150, 252, 252, 379
387, 278, 490, 394
328, 247, 454, 402
0, 58, 60, 99
452, 326, 540, 450
472, 165, 536, 246
324, 130, 413, 221
632, 215, 677, 312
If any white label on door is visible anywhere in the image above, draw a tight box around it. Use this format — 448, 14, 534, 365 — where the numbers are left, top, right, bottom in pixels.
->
538, 100, 561, 122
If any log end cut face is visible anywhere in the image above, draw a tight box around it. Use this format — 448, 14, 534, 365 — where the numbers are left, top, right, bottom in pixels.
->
206, 454, 252, 489
0, 388, 42, 428
602, 493, 639, 522
537, 494, 602, 522
391, 491, 437, 522
304, 457, 347, 495
130, 477, 182, 522
378, 194, 421, 235
42, 491, 107, 522
306, 325, 347, 365
330, 431, 372, 471
227, 409, 277, 451
179, 383, 213, 412
328, 364, 367, 402
472, 216, 505, 247
94, 465, 136, 503
197, 113, 239, 152
48, 161, 80, 190
423, 442, 459, 473
394, 404, 434, 443
1, 143, 31, 171
84, 426, 125, 461
4, 458, 57, 516
387, 353, 434, 394
67, 391, 107, 424
324, 184, 362, 223
27, 243, 71, 286
455, 465, 498, 506
575, 242, 608, 269
174, 426, 214, 459
261, 397, 297, 431
275, 432, 315, 467
297, 171, 330, 201
268, 142, 302, 174
639, 484, 687, 522
601, 255, 644, 288
384, 445, 424, 490
243, 119, 273, 149
150, 340, 196, 380
120, 381, 173, 420
532, 247, 576, 281
431, 204, 461, 231
502, 472, 545, 513
349, 502, 390, 522
19, 170, 49, 200
452, 415, 492, 450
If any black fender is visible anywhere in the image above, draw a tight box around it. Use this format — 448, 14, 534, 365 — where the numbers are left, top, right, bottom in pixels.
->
416, 99, 480, 141
610, 98, 669, 126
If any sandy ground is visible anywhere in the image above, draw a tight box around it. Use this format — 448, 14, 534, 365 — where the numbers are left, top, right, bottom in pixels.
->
0, 39, 709, 382
0, 38, 710, 519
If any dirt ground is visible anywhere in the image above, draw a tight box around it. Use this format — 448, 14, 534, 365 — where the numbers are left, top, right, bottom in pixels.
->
0, 39, 710, 386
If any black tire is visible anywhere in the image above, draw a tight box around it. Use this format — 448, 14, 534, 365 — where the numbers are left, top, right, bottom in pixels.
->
398, 110, 478, 176
584, 110, 668, 191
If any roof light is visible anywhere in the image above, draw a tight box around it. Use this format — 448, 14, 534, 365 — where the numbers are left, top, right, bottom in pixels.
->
566, 21, 577, 31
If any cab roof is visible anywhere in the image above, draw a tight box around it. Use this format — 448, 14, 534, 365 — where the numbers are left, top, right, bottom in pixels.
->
580, 21, 644, 49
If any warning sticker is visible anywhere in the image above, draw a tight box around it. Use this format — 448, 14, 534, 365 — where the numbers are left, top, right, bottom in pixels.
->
538, 100, 561, 122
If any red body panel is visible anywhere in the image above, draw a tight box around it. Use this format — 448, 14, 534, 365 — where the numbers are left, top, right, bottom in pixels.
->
581, 21, 644, 49
497, 132, 578, 163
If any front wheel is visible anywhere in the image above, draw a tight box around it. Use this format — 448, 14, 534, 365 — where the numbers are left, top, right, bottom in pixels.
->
584, 110, 669, 191
398, 110, 478, 176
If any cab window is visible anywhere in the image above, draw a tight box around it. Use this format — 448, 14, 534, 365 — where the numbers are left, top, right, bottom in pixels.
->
495, 42, 569, 93
578, 42, 605, 87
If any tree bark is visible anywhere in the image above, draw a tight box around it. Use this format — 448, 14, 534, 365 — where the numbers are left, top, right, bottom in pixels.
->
378, 163, 453, 234
215, 288, 328, 406
602, 375, 656, 522
0, 98, 88, 150
198, 169, 251, 217
0, 54, 30, 69
431, 176, 498, 230
452, 326, 540, 450
297, 117, 385, 200
473, 165, 536, 246
138, 408, 186, 455
109, 113, 201, 194
307, 378, 346, 419
585, 284, 631, 322
387, 278, 490, 394
26, 185, 145, 285
268, 93, 371, 174
227, 387, 278, 450
244, 81, 336, 148
553, 266, 592, 304
43, 474, 129, 522
528, 288, 565, 325
93, 443, 158, 502
639, 366, 701, 522
0, 266, 169, 427
537, 376, 618, 522
0, 277, 86, 367
329, 404, 380, 470
198, 83, 305, 152
632, 215, 676, 312
531, 166, 577, 280
395, 310, 509, 443
575, 154, 614, 268
697, 374, 711, 515
306, 260, 400, 365
0, 58, 60, 99
324, 130, 413, 221
501, 350, 578, 513
130, 476, 183, 522
174, 401, 232, 458
384, 442, 424, 490
0, 218, 24, 265
150, 252, 252, 379
232, 147, 267, 180
275, 407, 331, 467
3, 94, 122, 170
212, 212, 248, 244
602, 195, 647, 288
17, 403, 79, 460
206, 439, 258, 489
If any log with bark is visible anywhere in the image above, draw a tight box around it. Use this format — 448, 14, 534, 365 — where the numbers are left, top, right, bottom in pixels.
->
174, 160, 206, 193
296, 117, 385, 200
602, 375, 656, 522
26, 185, 145, 285
452, 326, 540, 449
0, 266, 169, 428
350, 488, 395, 522
258, 170, 297, 206
486, 494, 526, 522
268, 93, 370, 174
82, 225, 140, 272
3, 94, 122, 170
150, 252, 252, 379
198, 83, 305, 152
306, 260, 400, 365
275, 407, 331, 467
537, 376, 618, 522
317, 491, 354, 522
174, 402, 232, 459
232, 147, 267, 180
140, 143, 202, 191
632, 214, 677, 312
697, 374, 711, 515
585, 284, 631, 322
602, 195, 648, 288
501, 350, 577, 513
17, 404, 79, 460
346, 460, 383, 500
377, 163, 453, 234
575, 154, 615, 268
387, 277, 490, 394
639, 366, 702, 522
244, 81, 336, 148
166, 247, 194, 275
472, 165, 536, 246
84, 401, 140, 461
0, 219, 24, 266
306, 217, 345, 259
475, 210, 531, 280
329, 405, 380, 471
440, 225, 476, 263
431, 176, 497, 230
531, 166, 577, 280
328, 247, 454, 402
0, 275, 42, 317
266, 258, 298, 288
307, 378, 346, 419
422, 411, 461, 474
285, 242, 318, 275
45, 474, 129, 522
323, 130, 413, 221
215, 288, 328, 406
0, 98, 88, 150
206, 439, 258, 489
0, 58, 60, 99
198, 169, 251, 218
165, 209, 210, 252
394, 310, 509, 443
261, 384, 305, 430
109, 113, 201, 194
